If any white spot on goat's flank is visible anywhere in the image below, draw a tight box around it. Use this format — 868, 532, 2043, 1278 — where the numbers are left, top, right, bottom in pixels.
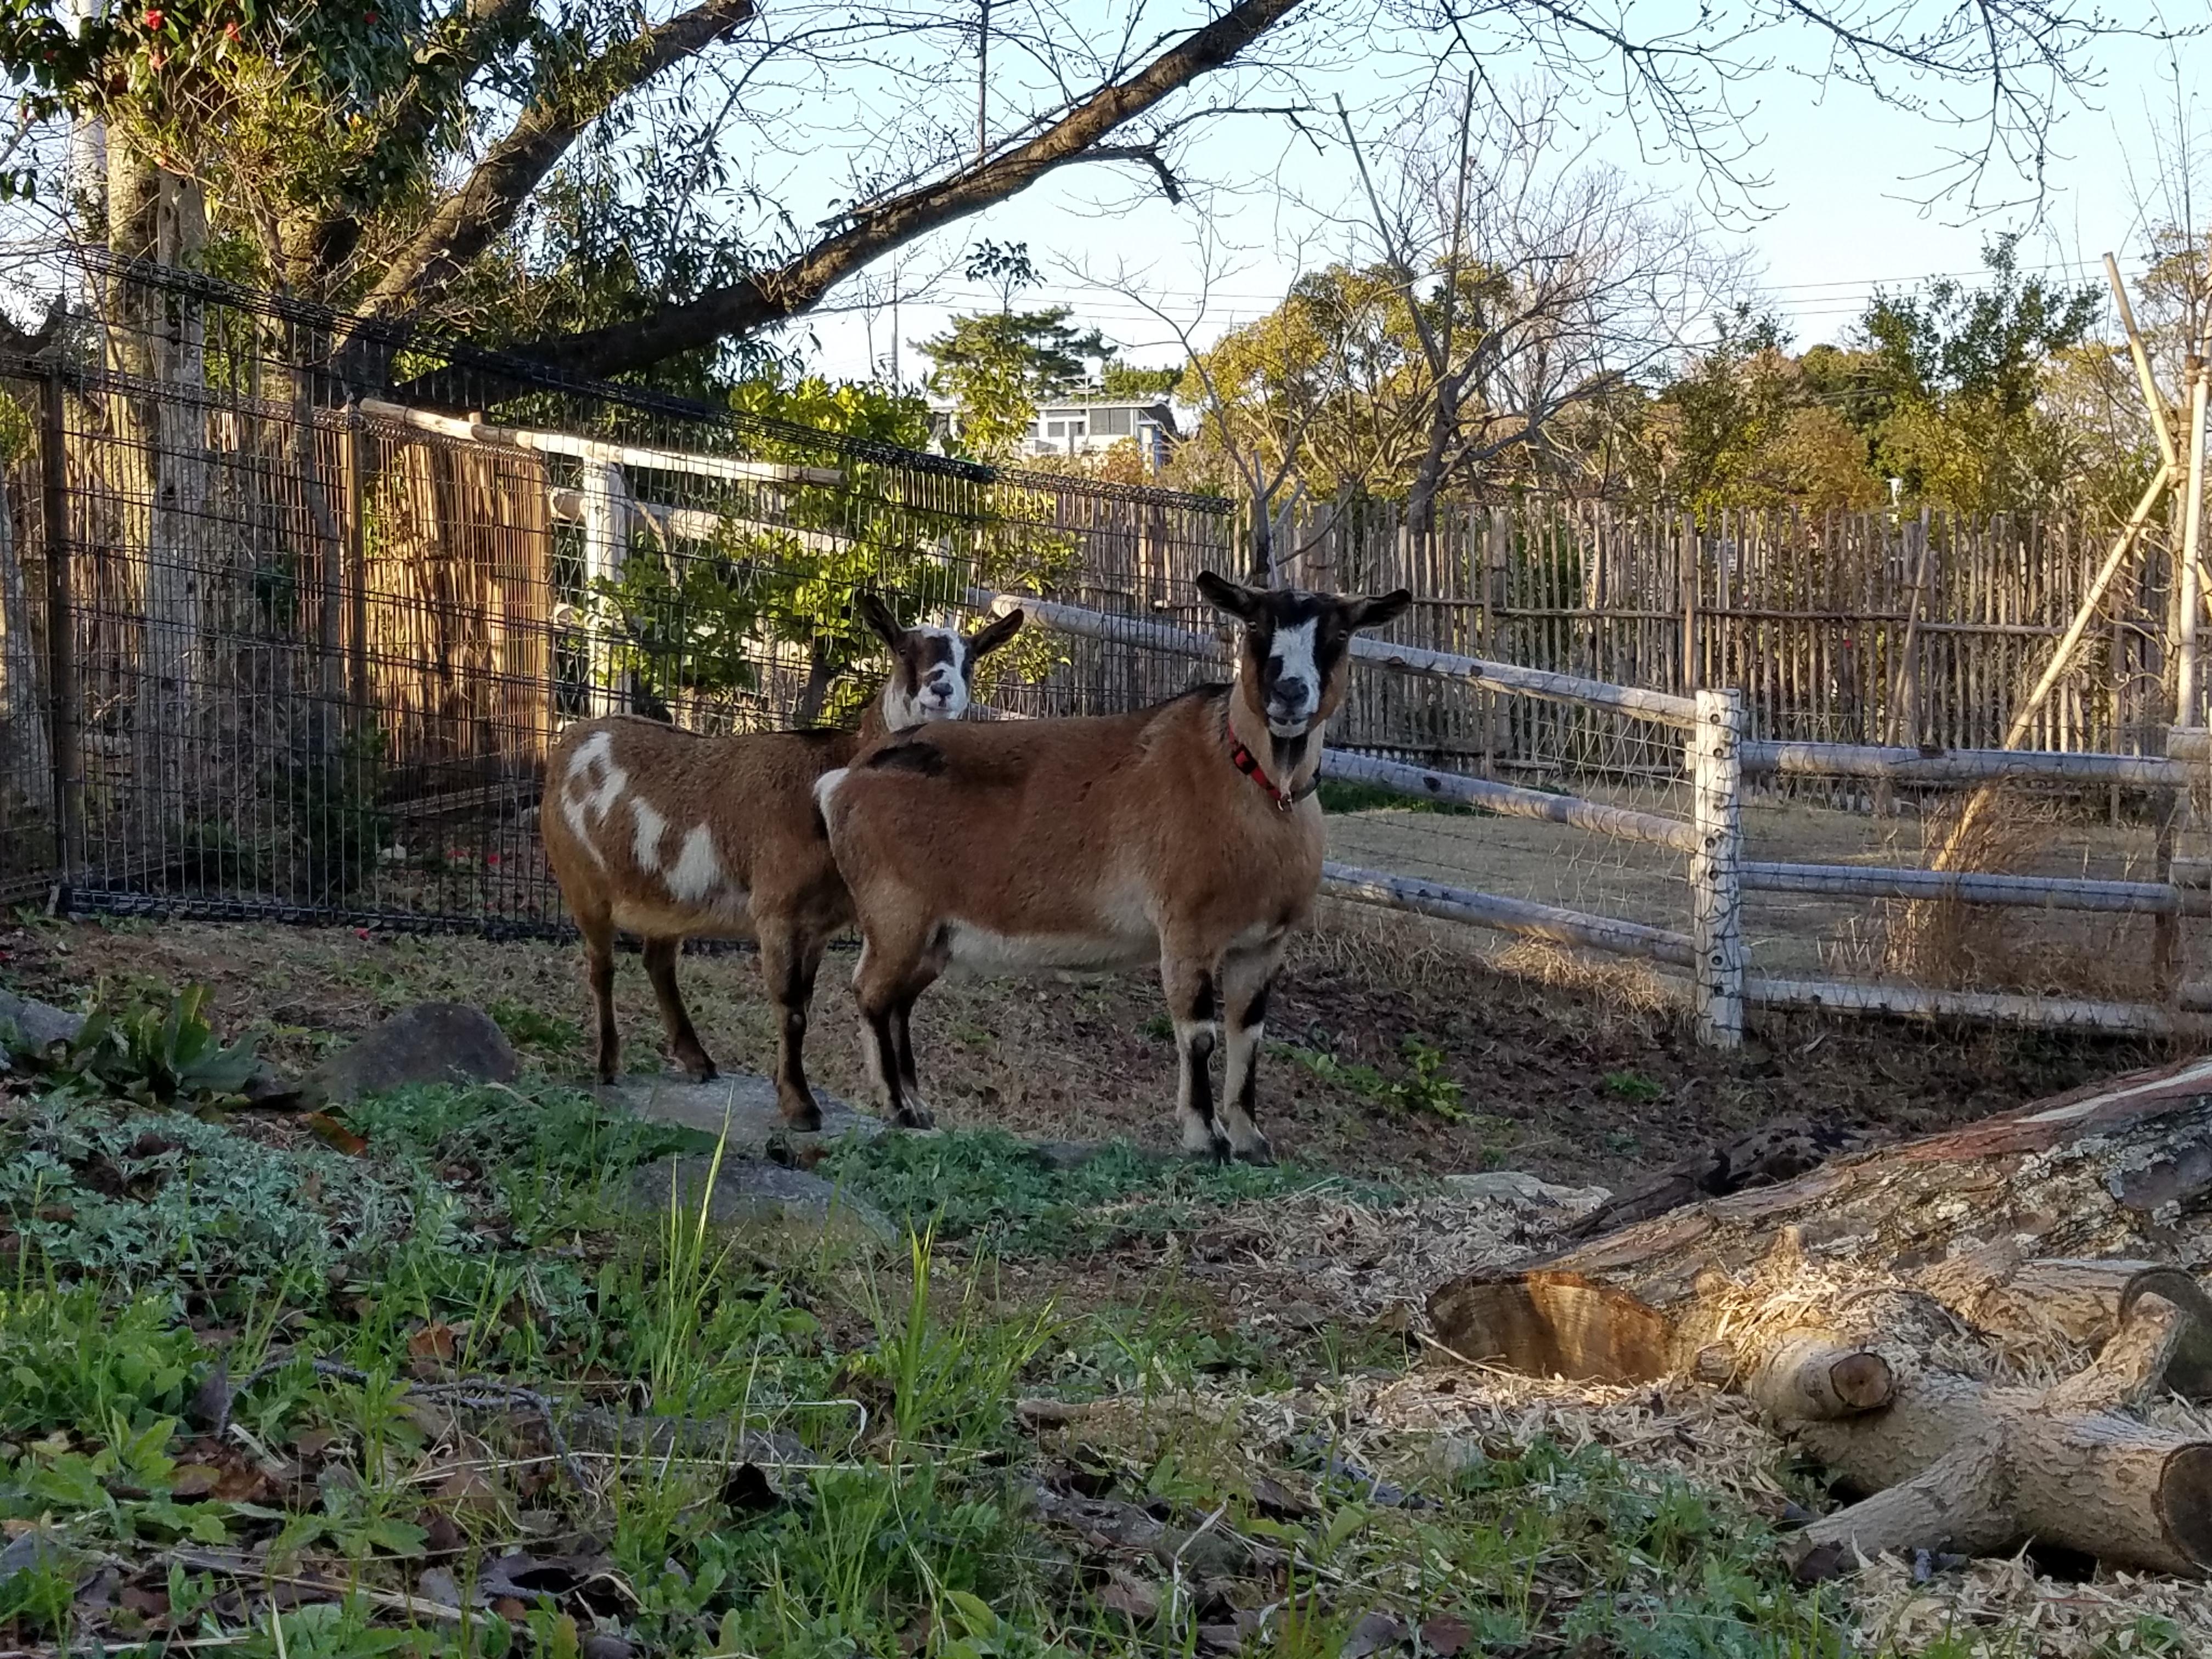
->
559, 730, 629, 866
814, 768, 850, 817
668, 823, 723, 904
630, 797, 668, 873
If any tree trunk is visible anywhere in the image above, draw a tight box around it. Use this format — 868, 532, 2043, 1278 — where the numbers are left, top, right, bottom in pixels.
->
105, 151, 211, 855
1426, 1055, 2212, 1579
0, 467, 51, 821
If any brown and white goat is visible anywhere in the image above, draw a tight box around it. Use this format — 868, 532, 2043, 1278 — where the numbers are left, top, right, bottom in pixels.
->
540, 595, 1025, 1126
815, 572, 1412, 1161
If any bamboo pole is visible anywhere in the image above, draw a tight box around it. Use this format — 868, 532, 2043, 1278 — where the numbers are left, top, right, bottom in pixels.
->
1320, 861, 1696, 967
1319, 749, 1699, 853
1746, 976, 2201, 1036
2180, 364, 2208, 727
1739, 860, 2205, 916
2106, 252, 2180, 472
1928, 461, 2175, 873
1740, 739, 2190, 788
356, 397, 843, 487
968, 588, 1702, 726
1691, 687, 1747, 1049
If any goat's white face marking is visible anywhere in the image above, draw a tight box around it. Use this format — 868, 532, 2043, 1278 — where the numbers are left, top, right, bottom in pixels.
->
884, 627, 969, 730
668, 823, 723, 904
630, 797, 667, 873
1264, 619, 1321, 736
560, 731, 629, 866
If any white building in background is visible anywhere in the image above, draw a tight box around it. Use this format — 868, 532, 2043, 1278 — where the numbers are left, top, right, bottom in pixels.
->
927, 390, 1182, 470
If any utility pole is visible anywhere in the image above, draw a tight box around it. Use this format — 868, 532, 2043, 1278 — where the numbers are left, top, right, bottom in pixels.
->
978, 0, 990, 162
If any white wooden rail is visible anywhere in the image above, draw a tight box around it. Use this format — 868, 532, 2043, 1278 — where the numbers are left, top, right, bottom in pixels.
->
978, 589, 2212, 1045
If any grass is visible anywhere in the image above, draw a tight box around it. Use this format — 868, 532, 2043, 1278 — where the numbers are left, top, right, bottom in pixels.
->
0, 973, 2039, 1656
817, 1126, 1398, 1255
1316, 780, 1488, 817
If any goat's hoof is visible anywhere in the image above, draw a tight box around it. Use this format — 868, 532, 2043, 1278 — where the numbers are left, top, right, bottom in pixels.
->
894, 1107, 936, 1131
1184, 1142, 1232, 1167
595, 1062, 619, 1086
1234, 1141, 1276, 1167
781, 1098, 823, 1132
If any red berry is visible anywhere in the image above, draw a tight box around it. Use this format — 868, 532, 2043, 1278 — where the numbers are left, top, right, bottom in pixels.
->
224, 19, 240, 37
363, 7, 375, 19
143, 8, 162, 26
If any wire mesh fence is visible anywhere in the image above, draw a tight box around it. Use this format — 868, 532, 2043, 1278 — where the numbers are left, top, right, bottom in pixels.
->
0, 257, 1238, 929
0, 253, 2196, 1019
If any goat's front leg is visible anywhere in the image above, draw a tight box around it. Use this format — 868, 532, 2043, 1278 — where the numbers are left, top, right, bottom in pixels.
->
1160, 952, 1228, 1162
1217, 943, 1284, 1165
757, 922, 823, 1130
579, 910, 620, 1084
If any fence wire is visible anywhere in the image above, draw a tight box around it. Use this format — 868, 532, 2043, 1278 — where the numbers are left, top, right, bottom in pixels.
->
0, 259, 1237, 928
0, 255, 2193, 1010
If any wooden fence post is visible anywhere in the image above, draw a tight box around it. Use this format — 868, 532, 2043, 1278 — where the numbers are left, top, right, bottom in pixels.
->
40, 352, 78, 907
346, 406, 370, 721
1692, 686, 1747, 1048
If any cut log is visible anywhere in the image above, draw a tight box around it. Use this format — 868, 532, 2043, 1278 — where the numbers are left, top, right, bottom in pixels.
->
1741, 1333, 1895, 1421
1425, 1056, 2212, 1578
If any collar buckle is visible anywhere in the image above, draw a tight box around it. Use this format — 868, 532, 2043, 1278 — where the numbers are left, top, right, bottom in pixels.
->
1229, 739, 1314, 811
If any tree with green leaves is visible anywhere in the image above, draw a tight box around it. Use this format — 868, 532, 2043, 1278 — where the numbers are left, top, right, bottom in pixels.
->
1633, 308, 1883, 514
917, 307, 1108, 462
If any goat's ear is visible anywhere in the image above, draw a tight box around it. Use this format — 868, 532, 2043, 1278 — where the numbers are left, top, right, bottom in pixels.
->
1343, 588, 1413, 633
967, 606, 1024, 659
1197, 570, 1264, 623
854, 590, 905, 648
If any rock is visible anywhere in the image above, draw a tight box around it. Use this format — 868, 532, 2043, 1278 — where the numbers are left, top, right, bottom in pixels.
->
600, 1072, 882, 1156
0, 1525, 71, 1581
1276, 1300, 1329, 1333
628, 1155, 895, 1244
298, 1002, 517, 1105
0, 988, 83, 1070
1441, 1170, 1610, 1216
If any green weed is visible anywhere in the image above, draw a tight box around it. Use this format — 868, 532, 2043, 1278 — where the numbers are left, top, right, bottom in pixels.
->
1285, 1035, 1469, 1122
487, 998, 582, 1056
1602, 1069, 1666, 1102
7, 979, 262, 1103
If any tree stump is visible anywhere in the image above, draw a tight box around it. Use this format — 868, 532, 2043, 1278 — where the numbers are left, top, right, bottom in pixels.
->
1427, 1056, 2212, 1578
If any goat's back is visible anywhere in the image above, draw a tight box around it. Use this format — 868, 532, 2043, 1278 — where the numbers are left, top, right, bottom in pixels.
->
544, 714, 862, 936
821, 686, 1326, 952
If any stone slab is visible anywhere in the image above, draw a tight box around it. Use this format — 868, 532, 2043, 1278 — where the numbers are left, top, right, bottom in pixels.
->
599, 1071, 883, 1154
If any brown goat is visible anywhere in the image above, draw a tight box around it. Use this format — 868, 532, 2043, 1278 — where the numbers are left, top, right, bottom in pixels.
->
541, 596, 1025, 1125
815, 573, 1410, 1160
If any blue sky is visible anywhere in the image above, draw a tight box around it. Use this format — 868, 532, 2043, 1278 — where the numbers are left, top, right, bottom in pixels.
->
791, 7, 2206, 384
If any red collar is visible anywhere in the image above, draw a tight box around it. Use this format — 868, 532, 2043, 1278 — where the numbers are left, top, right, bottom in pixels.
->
1229, 738, 1318, 811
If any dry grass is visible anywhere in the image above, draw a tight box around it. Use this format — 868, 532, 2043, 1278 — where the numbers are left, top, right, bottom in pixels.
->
1874, 787, 2168, 1002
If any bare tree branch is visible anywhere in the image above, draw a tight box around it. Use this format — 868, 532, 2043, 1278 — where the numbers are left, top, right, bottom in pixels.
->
507, 0, 1308, 378
360, 0, 760, 313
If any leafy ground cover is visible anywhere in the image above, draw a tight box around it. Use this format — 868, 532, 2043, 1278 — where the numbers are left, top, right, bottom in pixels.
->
1, 943, 2200, 1656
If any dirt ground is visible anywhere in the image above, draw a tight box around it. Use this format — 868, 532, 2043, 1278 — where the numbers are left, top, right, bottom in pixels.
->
0, 898, 2176, 1193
